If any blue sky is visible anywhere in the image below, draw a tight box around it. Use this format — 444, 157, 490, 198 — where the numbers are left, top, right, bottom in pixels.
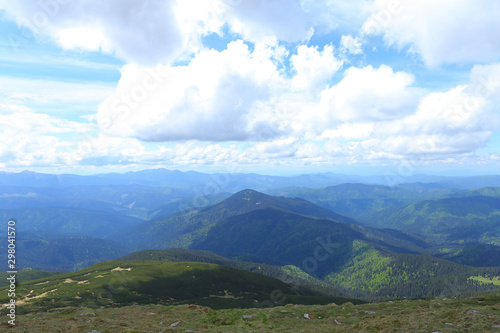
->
0, 0, 499, 176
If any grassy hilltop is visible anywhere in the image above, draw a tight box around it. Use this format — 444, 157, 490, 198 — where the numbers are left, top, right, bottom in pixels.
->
1, 258, 499, 332
0, 260, 360, 312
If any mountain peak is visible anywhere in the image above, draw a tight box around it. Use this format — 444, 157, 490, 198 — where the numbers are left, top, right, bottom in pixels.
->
212, 189, 360, 225
231, 189, 268, 200
212, 189, 275, 215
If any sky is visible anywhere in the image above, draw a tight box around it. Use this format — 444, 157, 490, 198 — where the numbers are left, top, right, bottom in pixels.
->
0, 0, 500, 176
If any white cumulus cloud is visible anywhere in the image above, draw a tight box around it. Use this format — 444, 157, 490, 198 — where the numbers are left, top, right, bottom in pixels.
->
340, 35, 364, 55
363, 0, 500, 66
0, 0, 370, 64
0, 0, 186, 64
97, 40, 287, 141
311, 65, 420, 127
290, 44, 343, 91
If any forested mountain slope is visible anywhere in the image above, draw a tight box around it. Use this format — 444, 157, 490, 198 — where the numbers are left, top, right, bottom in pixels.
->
365, 196, 500, 245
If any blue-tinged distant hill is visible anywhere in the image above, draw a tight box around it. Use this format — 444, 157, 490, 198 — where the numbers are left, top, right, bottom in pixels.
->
0, 231, 127, 271
441, 175, 500, 190
447, 186, 500, 198
0, 184, 199, 219
265, 182, 463, 220
9, 169, 500, 191
0, 207, 142, 238
434, 244, 500, 267
364, 196, 500, 246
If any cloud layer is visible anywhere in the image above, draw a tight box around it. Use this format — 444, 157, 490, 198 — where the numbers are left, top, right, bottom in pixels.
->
0, 0, 499, 173
0, 0, 369, 64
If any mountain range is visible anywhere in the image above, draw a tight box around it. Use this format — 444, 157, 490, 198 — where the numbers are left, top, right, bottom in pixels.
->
1, 169, 500, 304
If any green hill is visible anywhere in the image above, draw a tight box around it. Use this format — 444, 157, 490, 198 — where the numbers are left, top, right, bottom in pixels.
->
119, 245, 500, 301
0, 260, 362, 312
324, 241, 500, 300
120, 248, 347, 298
120, 248, 296, 282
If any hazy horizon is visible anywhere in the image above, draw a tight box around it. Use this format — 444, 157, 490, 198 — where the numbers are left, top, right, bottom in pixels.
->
3, 165, 500, 178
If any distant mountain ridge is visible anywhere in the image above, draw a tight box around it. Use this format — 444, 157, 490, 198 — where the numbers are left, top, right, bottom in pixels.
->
265, 182, 464, 219
0, 232, 127, 271
364, 196, 500, 245
0, 207, 142, 238
3, 168, 500, 190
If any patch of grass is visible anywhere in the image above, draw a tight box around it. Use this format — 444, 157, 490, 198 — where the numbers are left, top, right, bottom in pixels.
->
0, 294, 498, 332
469, 275, 500, 286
